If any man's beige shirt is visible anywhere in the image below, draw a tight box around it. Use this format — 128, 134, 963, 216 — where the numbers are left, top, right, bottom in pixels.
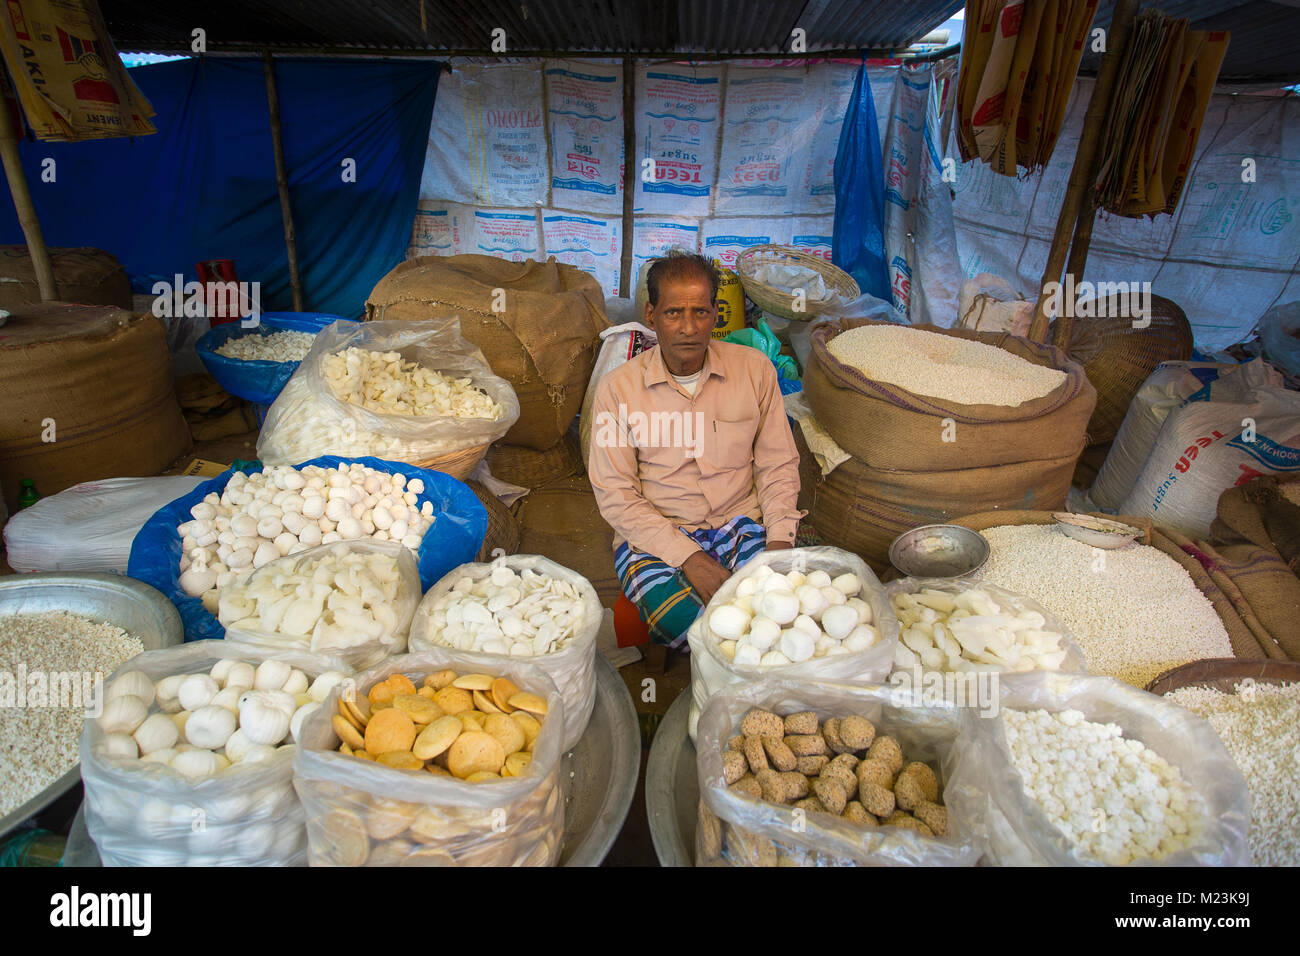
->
587, 340, 803, 568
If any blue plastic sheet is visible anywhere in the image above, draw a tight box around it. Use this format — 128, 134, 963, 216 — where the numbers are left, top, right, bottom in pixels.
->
832, 64, 891, 302
196, 313, 357, 405
127, 456, 487, 642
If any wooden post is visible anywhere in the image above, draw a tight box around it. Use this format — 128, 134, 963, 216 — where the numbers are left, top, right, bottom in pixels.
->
0, 104, 56, 300
1027, 0, 1139, 344
263, 51, 304, 312
1054, 194, 1100, 350
619, 57, 635, 299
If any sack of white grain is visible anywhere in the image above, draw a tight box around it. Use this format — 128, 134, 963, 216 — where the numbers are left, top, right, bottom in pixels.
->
1090, 359, 1281, 511
686, 547, 898, 742
695, 679, 981, 867
80, 641, 347, 866
1119, 368, 1300, 538
365, 255, 609, 451
944, 672, 1250, 866
256, 318, 519, 478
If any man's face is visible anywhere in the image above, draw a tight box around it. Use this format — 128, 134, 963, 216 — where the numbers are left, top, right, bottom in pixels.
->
645, 276, 716, 376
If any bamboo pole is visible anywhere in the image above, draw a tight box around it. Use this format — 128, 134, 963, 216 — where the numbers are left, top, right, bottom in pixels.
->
0, 104, 56, 301
1054, 193, 1100, 350
263, 51, 304, 312
1027, 0, 1139, 344
619, 56, 635, 299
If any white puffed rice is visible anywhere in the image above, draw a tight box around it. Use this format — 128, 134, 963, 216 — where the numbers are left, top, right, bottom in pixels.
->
323, 347, 503, 420
1002, 708, 1205, 865
979, 525, 1232, 687
1164, 681, 1300, 866
826, 325, 1066, 406
215, 330, 316, 362
0, 611, 144, 817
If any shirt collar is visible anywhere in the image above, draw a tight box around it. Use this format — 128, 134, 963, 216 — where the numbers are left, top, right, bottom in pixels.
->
644, 341, 728, 389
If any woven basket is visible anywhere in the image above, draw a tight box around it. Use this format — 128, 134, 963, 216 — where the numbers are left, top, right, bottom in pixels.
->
736, 245, 859, 320
410, 441, 489, 481
1146, 658, 1300, 695
466, 478, 520, 562
1052, 294, 1193, 444
486, 429, 583, 488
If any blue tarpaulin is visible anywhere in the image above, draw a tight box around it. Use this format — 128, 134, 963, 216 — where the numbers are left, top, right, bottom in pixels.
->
832, 63, 890, 302
0, 57, 438, 318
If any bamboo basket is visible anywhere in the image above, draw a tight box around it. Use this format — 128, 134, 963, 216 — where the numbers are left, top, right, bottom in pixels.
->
466, 478, 520, 561
735, 245, 859, 321
1146, 658, 1300, 695
410, 441, 489, 481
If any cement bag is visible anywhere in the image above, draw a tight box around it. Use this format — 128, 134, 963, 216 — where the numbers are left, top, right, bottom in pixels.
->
686, 546, 899, 742
2, 476, 204, 573
945, 672, 1250, 866
219, 540, 421, 671
578, 321, 656, 463
1090, 361, 1237, 510
1119, 367, 1300, 538
81, 641, 347, 867
258, 319, 519, 470
293, 650, 565, 867
408, 554, 600, 750
366, 254, 609, 451
957, 273, 1032, 338
695, 679, 981, 866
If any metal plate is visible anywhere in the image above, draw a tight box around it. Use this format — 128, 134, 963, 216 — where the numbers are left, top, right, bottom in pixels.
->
645, 690, 697, 867
62, 651, 639, 866
889, 524, 990, 578
0, 573, 183, 838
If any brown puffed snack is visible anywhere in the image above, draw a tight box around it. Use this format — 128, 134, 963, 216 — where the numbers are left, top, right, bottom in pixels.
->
811, 776, 847, 814
828, 752, 860, 778
913, 800, 948, 837
793, 796, 828, 815
698, 800, 723, 860
820, 760, 858, 800
730, 773, 763, 799
762, 735, 798, 772
900, 761, 941, 803
784, 733, 828, 756
783, 710, 820, 735
858, 780, 896, 818
742, 735, 769, 773
722, 750, 748, 785
777, 771, 810, 801
838, 715, 876, 751
755, 768, 786, 804
865, 735, 904, 774
795, 754, 830, 776
365, 707, 417, 756
822, 717, 848, 753
885, 810, 934, 837
741, 709, 784, 739
842, 801, 877, 827
727, 735, 745, 752
856, 758, 896, 792
894, 772, 926, 812
725, 825, 778, 867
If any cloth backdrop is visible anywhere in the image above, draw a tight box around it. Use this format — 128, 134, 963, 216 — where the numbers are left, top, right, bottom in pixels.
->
0, 56, 438, 318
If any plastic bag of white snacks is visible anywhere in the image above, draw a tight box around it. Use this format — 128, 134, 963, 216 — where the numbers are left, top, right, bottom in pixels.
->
80, 641, 350, 866
408, 555, 600, 751
944, 672, 1251, 866
687, 547, 898, 741
293, 649, 565, 867
257, 318, 520, 467
175, 461, 438, 613
219, 540, 420, 671
694, 679, 982, 867
885, 578, 1087, 677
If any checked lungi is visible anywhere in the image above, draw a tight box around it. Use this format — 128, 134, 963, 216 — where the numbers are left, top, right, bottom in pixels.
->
614, 515, 767, 648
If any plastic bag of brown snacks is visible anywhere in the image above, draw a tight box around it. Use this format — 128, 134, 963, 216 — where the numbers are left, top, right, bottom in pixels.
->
293, 649, 564, 866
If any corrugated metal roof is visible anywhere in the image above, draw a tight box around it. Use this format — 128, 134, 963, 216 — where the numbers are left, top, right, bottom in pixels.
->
99, 0, 965, 56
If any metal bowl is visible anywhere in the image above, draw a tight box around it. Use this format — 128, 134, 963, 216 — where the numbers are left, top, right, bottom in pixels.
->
1052, 512, 1141, 550
645, 690, 698, 867
889, 525, 990, 579
0, 572, 183, 838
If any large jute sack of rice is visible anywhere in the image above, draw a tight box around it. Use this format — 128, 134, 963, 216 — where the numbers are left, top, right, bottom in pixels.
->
365, 255, 609, 451
804, 317, 1095, 471
0, 304, 190, 513
0, 246, 131, 312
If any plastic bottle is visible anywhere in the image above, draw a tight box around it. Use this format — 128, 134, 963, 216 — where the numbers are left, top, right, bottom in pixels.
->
17, 479, 38, 509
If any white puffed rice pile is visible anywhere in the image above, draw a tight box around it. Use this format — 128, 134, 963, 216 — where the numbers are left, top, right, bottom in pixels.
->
979, 525, 1232, 687
1002, 708, 1205, 865
0, 611, 144, 816
214, 329, 316, 362
826, 325, 1066, 406
323, 347, 503, 420
1164, 681, 1300, 866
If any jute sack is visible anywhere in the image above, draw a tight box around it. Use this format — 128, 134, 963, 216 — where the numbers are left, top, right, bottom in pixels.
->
804, 317, 1095, 470
0, 246, 132, 313
0, 304, 190, 513
365, 255, 609, 451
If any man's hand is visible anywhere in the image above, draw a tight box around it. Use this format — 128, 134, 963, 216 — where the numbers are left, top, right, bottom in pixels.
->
681, 551, 731, 605
765, 540, 794, 551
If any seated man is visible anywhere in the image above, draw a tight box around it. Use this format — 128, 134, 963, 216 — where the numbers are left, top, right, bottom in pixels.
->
588, 253, 802, 647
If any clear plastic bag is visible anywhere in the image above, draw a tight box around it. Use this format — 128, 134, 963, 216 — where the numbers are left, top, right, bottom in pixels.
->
220, 540, 421, 671
408, 554, 599, 751
80, 641, 346, 867
257, 318, 521, 466
292, 649, 566, 867
694, 679, 982, 866
686, 546, 899, 742
944, 672, 1251, 866
884, 577, 1088, 677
